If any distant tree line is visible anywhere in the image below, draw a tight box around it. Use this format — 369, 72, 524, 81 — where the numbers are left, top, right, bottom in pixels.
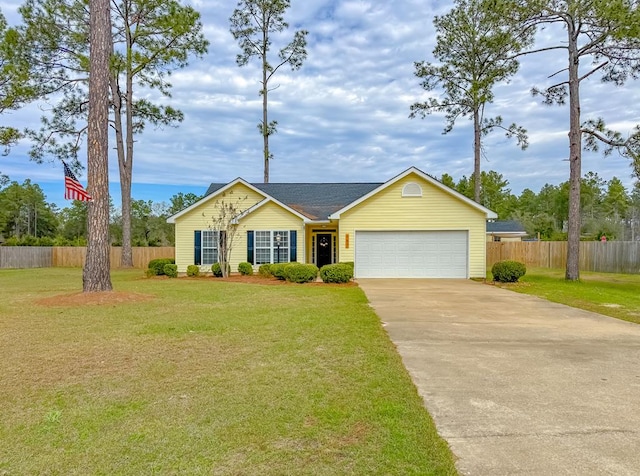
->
441, 170, 640, 241
0, 179, 200, 246
3, 173, 640, 246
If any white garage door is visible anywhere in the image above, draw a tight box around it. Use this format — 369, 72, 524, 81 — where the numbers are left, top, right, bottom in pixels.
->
355, 231, 468, 278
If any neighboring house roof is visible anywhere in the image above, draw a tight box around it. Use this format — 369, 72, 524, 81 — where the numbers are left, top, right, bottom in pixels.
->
167, 166, 498, 223
486, 220, 527, 234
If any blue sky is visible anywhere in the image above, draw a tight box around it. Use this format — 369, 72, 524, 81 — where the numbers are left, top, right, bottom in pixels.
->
1, 0, 639, 210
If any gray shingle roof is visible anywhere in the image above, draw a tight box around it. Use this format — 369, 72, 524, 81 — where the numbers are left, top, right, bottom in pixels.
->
205, 182, 383, 220
486, 220, 526, 233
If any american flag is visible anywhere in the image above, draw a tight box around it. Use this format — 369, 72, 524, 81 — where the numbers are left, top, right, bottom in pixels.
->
63, 161, 93, 201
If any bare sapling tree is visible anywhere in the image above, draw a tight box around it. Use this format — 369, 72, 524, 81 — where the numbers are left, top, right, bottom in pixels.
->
206, 195, 248, 278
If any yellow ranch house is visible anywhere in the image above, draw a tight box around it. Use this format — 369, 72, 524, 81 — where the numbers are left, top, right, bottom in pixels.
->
167, 167, 497, 278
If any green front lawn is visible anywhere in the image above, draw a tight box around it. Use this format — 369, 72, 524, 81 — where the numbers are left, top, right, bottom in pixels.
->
0, 268, 457, 475
491, 267, 640, 325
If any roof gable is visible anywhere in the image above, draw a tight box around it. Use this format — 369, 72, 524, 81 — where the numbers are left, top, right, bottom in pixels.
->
167, 178, 314, 224
167, 178, 268, 223
328, 167, 498, 219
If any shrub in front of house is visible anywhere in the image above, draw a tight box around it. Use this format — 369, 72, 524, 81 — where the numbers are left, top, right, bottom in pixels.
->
284, 263, 319, 283
270, 263, 289, 280
491, 260, 526, 283
320, 263, 354, 283
258, 264, 272, 277
163, 264, 178, 278
148, 258, 175, 276
211, 262, 223, 277
339, 261, 354, 270
238, 262, 253, 276
186, 265, 200, 277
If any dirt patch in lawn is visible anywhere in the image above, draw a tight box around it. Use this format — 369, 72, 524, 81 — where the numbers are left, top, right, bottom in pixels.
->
36, 291, 154, 307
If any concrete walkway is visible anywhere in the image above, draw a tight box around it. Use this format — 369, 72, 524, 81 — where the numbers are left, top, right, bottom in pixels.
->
358, 279, 640, 475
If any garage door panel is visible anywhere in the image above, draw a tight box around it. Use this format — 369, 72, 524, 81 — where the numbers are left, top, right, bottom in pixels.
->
355, 231, 468, 278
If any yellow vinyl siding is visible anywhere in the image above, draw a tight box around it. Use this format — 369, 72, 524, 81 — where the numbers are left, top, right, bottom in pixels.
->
487, 235, 523, 242
338, 173, 488, 278
231, 202, 305, 268
173, 183, 304, 272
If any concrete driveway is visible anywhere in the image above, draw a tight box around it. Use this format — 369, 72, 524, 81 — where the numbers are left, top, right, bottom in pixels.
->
358, 279, 640, 476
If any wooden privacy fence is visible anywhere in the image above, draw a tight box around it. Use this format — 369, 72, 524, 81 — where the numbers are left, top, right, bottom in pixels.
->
0, 247, 175, 269
487, 241, 640, 274
0, 246, 53, 269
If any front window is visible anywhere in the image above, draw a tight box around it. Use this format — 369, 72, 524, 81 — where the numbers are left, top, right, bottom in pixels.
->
254, 230, 289, 264
202, 230, 219, 265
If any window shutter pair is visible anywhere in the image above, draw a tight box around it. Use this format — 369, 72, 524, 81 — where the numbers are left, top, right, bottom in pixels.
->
194, 230, 226, 265
246, 230, 297, 263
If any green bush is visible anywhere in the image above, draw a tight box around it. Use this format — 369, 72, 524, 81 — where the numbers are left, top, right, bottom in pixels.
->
258, 264, 272, 277
320, 263, 354, 283
284, 263, 319, 283
38, 236, 55, 246
339, 261, 354, 270
238, 262, 253, 276
186, 265, 200, 277
53, 236, 72, 246
148, 258, 175, 276
491, 260, 527, 283
270, 263, 289, 280
211, 262, 223, 277
163, 264, 178, 278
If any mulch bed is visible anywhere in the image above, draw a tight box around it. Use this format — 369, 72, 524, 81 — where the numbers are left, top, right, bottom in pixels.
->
182, 274, 357, 287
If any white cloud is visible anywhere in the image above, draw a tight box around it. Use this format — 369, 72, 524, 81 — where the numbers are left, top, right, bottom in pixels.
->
2, 0, 639, 208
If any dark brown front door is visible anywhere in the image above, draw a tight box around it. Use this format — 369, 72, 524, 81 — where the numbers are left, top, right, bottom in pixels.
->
317, 234, 332, 268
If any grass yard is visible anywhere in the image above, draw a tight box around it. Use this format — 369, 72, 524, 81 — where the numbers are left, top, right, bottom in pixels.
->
0, 268, 457, 475
491, 267, 640, 325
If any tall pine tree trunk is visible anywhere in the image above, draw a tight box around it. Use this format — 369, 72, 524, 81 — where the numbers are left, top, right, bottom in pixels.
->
83, 0, 113, 292
262, 22, 269, 184
120, 11, 135, 266
566, 21, 581, 281
118, 88, 133, 267
473, 107, 481, 203
120, 169, 132, 264
110, 80, 132, 266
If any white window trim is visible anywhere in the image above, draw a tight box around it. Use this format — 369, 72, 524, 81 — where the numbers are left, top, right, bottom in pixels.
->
254, 230, 290, 265
202, 230, 219, 265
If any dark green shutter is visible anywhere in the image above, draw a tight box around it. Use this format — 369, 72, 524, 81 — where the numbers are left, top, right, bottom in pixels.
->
290, 230, 297, 262
194, 230, 202, 265
247, 231, 254, 264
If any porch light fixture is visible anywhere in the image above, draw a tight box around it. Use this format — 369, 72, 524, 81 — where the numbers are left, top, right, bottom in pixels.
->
275, 233, 282, 263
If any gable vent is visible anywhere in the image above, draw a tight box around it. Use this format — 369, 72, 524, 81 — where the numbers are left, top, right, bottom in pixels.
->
402, 182, 422, 197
